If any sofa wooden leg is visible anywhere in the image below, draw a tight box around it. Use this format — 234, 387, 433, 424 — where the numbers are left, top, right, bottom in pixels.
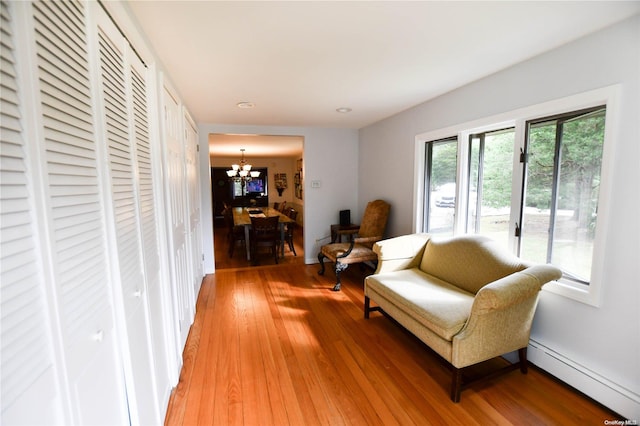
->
364, 296, 370, 319
519, 347, 528, 374
451, 368, 462, 403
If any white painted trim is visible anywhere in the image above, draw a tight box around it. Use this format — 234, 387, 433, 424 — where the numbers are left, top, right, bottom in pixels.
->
412, 137, 426, 233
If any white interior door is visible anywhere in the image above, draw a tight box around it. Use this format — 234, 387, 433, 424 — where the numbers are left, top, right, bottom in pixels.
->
184, 110, 203, 297
163, 83, 194, 348
29, 1, 128, 423
94, 7, 161, 424
130, 36, 177, 415
1, 1, 62, 422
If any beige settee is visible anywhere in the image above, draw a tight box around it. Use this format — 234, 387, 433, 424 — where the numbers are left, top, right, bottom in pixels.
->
364, 233, 562, 402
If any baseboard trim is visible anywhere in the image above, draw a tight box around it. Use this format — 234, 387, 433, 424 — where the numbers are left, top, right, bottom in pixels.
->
528, 339, 640, 420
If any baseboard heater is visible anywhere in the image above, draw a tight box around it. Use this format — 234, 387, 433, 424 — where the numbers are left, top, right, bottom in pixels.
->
527, 339, 639, 420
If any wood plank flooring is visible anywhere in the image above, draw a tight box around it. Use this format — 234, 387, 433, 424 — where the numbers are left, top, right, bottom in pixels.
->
164, 259, 620, 425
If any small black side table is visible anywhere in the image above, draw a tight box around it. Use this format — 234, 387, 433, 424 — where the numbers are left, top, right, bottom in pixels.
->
330, 223, 360, 243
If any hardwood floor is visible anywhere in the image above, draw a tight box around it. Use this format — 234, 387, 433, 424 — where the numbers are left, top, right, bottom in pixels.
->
165, 254, 619, 425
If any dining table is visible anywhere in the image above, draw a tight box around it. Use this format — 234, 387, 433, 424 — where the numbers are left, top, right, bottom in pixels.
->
231, 206, 294, 261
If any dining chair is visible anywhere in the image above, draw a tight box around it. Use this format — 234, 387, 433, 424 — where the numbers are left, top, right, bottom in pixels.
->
282, 208, 298, 256
250, 215, 280, 265
223, 205, 245, 258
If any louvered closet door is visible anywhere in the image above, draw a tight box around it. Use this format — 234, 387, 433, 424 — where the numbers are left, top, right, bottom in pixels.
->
95, 8, 160, 425
130, 30, 175, 409
163, 84, 194, 348
31, 0, 128, 423
0, 1, 61, 423
184, 111, 203, 296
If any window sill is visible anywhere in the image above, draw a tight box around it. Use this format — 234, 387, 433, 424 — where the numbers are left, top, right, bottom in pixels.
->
542, 278, 600, 307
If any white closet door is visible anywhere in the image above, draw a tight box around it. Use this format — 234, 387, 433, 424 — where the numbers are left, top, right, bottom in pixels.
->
184, 110, 203, 297
0, 1, 62, 423
131, 38, 175, 410
95, 8, 160, 425
31, 0, 128, 423
163, 84, 194, 348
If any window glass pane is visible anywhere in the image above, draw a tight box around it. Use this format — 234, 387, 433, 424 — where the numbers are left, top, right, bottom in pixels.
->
233, 180, 243, 196
467, 129, 515, 247
426, 139, 457, 235
521, 107, 605, 283
551, 110, 605, 281
521, 121, 555, 265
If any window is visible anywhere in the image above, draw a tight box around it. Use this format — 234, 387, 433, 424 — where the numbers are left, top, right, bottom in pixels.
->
423, 137, 457, 235
415, 86, 617, 305
467, 128, 515, 247
519, 107, 606, 284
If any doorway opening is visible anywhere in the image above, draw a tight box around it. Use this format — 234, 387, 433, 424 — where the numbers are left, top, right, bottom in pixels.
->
209, 133, 304, 269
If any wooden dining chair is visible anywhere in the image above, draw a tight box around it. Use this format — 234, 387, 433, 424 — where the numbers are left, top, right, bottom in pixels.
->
282, 208, 298, 256
250, 215, 280, 265
223, 205, 245, 258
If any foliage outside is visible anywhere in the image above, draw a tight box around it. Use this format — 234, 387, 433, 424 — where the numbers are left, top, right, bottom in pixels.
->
427, 107, 605, 282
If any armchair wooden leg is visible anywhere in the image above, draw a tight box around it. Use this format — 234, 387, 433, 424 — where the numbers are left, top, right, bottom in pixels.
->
332, 262, 349, 291
317, 252, 326, 275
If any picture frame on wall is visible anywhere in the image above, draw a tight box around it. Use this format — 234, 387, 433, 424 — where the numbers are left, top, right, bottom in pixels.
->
294, 158, 303, 199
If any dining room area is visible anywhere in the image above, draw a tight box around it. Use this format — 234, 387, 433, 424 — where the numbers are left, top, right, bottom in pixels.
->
209, 133, 305, 270
213, 204, 305, 270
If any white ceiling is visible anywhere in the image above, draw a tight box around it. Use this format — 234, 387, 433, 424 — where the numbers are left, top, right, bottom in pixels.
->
126, 1, 639, 156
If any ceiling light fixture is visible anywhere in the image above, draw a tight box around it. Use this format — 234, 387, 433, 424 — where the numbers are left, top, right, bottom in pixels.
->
237, 101, 255, 109
336, 107, 352, 113
227, 149, 260, 195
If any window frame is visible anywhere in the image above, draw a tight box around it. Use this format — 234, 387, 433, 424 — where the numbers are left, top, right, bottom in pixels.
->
466, 126, 516, 240
414, 86, 619, 306
421, 136, 459, 234
520, 105, 606, 286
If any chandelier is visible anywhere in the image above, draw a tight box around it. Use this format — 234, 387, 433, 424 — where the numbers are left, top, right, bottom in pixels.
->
227, 148, 260, 184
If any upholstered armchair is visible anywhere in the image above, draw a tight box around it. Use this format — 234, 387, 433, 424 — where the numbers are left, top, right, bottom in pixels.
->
318, 200, 390, 291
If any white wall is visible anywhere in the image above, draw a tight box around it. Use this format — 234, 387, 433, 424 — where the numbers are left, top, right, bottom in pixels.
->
199, 124, 359, 270
359, 16, 640, 418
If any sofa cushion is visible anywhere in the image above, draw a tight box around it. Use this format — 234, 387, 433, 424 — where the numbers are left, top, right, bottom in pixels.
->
419, 235, 528, 294
366, 268, 475, 341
